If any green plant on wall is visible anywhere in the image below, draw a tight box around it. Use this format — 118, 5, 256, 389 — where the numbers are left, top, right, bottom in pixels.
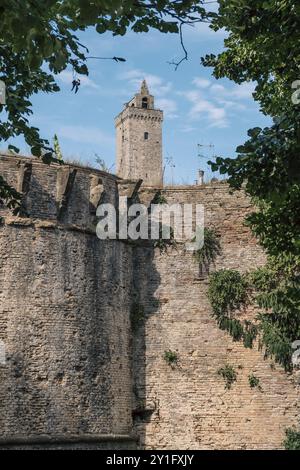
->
153, 225, 176, 253
163, 349, 178, 367
283, 429, 300, 450
248, 374, 262, 391
207, 258, 300, 371
207, 269, 259, 347
53, 134, 63, 161
152, 191, 168, 205
194, 227, 221, 267
217, 364, 237, 390
208, 269, 248, 317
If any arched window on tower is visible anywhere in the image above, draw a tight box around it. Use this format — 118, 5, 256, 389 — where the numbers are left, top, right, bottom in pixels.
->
144, 132, 149, 140
142, 97, 148, 109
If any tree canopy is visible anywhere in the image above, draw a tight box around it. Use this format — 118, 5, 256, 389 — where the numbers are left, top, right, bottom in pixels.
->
0, 0, 209, 208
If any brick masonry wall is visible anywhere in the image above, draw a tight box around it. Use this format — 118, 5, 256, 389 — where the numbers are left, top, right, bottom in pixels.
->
0, 156, 299, 449
0, 155, 134, 448
132, 185, 300, 449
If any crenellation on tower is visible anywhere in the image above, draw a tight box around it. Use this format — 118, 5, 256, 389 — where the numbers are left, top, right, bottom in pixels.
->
115, 80, 163, 187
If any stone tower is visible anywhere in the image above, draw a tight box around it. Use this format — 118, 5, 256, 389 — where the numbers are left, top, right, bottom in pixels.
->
115, 80, 163, 187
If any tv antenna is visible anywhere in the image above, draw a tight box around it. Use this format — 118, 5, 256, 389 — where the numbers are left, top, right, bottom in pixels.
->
197, 143, 215, 159
164, 154, 176, 185
197, 143, 217, 181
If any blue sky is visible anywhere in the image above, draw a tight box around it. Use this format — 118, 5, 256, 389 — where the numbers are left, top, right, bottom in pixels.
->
6, 22, 271, 184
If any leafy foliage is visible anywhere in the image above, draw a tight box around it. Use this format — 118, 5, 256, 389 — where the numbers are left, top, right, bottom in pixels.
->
0, 0, 210, 207
208, 269, 248, 317
248, 374, 261, 390
208, 269, 258, 348
153, 225, 176, 253
217, 364, 237, 390
284, 429, 300, 450
152, 191, 168, 205
53, 134, 63, 160
202, 1, 300, 375
95, 153, 110, 172
208, 261, 300, 370
194, 227, 221, 266
163, 349, 178, 367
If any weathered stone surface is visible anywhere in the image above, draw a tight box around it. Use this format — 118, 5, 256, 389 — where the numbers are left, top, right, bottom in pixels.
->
115, 81, 163, 187
117, 179, 143, 201
56, 167, 77, 219
16, 161, 32, 194
132, 186, 299, 450
0, 155, 134, 447
89, 175, 105, 214
0, 154, 299, 450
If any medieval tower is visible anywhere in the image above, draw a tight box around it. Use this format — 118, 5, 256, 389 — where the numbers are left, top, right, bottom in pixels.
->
115, 80, 163, 187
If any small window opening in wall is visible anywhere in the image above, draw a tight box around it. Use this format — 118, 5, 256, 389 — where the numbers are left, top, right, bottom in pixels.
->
142, 97, 148, 109
144, 132, 149, 140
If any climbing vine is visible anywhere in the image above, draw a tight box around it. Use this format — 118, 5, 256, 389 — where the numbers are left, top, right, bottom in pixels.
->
208, 269, 248, 316
194, 227, 221, 268
153, 225, 176, 253
207, 269, 258, 348
207, 257, 300, 371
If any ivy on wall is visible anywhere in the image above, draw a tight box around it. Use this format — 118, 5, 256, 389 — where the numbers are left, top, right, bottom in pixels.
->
208, 269, 258, 348
194, 227, 221, 277
153, 226, 176, 253
194, 227, 221, 266
207, 257, 300, 371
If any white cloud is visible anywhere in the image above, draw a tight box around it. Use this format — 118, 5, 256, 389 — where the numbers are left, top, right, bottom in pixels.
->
156, 98, 178, 119
177, 78, 256, 128
58, 70, 100, 90
118, 69, 172, 96
215, 98, 246, 111
211, 82, 255, 100
231, 82, 255, 99
192, 77, 211, 89
184, 21, 228, 40
180, 90, 228, 128
179, 125, 197, 133
210, 84, 226, 94
59, 125, 114, 146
